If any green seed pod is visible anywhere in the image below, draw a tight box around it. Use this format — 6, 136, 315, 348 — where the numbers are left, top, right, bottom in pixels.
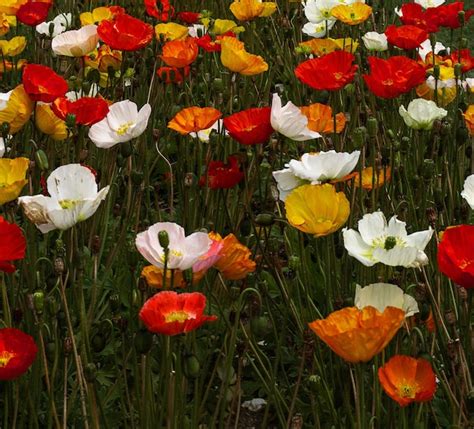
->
33, 291, 44, 315
134, 330, 153, 355
255, 213, 275, 227
422, 159, 435, 179
46, 341, 56, 361
184, 355, 201, 378
344, 83, 355, 95
352, 127, 366, 148
158, 230, 170, 249
250, 316, 270, 338
458, 10, 465, 25
35, 149, 49, 171
46, 296, 59, 316
366, 117, 378, 138
288, 255, 301, 271
84, 363, 97, 382
401, 136, 411, 152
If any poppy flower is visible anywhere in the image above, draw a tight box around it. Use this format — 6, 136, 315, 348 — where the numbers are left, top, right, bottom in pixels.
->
140, 291, 217, 336
16, 1, 51, 26
230, 0, 277, 21
209, 232, 256, 280
144, 0, 175, 21
177, 12, 201, 24
141, 265, 206, 288
450, 49, 474, 73
285, 184, 350, 238
199, 156, 244, 189
35, 103, 68, 141
363, 56, 426, 99
309, 306, 405, 363
0, 328, 37, 380
98, 13, 153, 51
430, 2, 473, 29
168, 106, 222, 135
464, 105, 474, 135
220, 36, 268, 76
437, 225, 474, 289
79, 6, 125, 26
51, 96, 109, 126
160, 37, 199, 68
399, 3, 439, 33
331, 3, 372, 25
155, 22, 188, 41
0, 85, 34, 133
212, 19, 245, 35
0, 157, 29, 206
378, 355, 436, 406
353, 166, 391, 190
85, 45, 122, 73
300, 103, 346, 134
196, 32, 236, 53
385, 25, 428, 50
0, 36, 27, 57
51, 25, 99, 57
0, 216, 26, 273
156, 65, 190, 84
22, 64, 68, 103
223, 107, 273, 145
0, 12, 16, 36
0, 0, 28, 15
295, 50, 358, 91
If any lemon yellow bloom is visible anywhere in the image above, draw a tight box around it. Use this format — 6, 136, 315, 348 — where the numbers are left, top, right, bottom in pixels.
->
285, 184, 349, 237
0, 0, 26, 15
331, 3, 372, 25
230, 0, 277, 21
212, 19, 245, 35
35, 104, 68, 141
0, 36, 26, 57
333, 38, 359, 53
464, 105, 474, 135
0, 85, 33, 134
0, 157, 29, 205
155, 23, 189, 41
80, 7, 116, 26
220, 36, 268, 76
0, 13, 16, 36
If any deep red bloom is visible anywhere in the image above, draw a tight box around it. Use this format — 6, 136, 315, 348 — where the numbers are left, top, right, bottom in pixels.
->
0, 328, 38, 380
199, 156, 244, 189
450, 49, 474, 73
437, 225, 474, 289
139, 291, 217, 336
196, 32, 236, 52
363, 56, 426, 99
429, 2, 473, 29
156, 66, 190, 84
144, 0, 175, 21
51, 97, 109, 126
295, 51, 358, 91
223, 107, 273, 146
178, 11, 201, 24
98, 14, 154, 51
23, 64, 68, 103
16, 1, 51, 26
0, 216, 26, 273
399, 3, 439, 33
385, 25, 428, 50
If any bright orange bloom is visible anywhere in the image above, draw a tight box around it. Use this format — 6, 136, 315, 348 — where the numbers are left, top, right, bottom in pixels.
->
210, 232, 256, 280
168, 107, 222, 135
0, 84, 33, 134
160, 37, 198, 68
353, 166, 391, 189
464, 105, 474, 135
378, 355, 436, 406
141, 265, 205, 288
300, 103, 346, 134
230, 0, 277, 21
220, 36, 268, 76
331, 3, 372, 25
309, 306, 405, 363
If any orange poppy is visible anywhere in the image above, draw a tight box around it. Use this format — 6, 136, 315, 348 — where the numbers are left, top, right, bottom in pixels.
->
229, 0, 277, 21
220, 36, 268, 76
168, 106, 222, 135
141, 265, 205, 288
378, 355, 436, 406
309, 306, 405, 363
353, 166, 391, 189
298, 39, 339, 57
300, 103, 346, 134
160, 37, 198, 68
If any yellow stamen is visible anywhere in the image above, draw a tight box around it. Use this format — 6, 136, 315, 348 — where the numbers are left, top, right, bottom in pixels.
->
165, 310, 189, 323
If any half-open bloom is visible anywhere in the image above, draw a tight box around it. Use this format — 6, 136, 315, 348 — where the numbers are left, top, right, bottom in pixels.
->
155, 22, 188, 41
52, 25, 99, 57
224, 107, 273, 145
22, 64, 68, 103
378, 355, 436, 406
0, 36, 26, 56
52, 96, 109, 126
139, 291, 217, 336
0, 216, 26, 273
462, 174, 474, 208
353, 166, 391, 189
144, 0, 174, 21
220, 36, 268, 76
300, 103, 346, 134
399, 99, 447, 130
18, 164, 110, 233
0, 85, 33, 133
463, 105, 474, 135
0, 157, 29, 205
0, 328, 37, 380
168, 106, 222, 135
362, 31, 388, 51
79, 6, 124, 26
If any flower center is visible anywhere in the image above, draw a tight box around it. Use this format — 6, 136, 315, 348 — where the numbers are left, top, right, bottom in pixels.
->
165, 310, 189, 323
333, 72, 343, 80
384, 236, 397, 250
0, 351, 14, 367
399, 383, 416, 399
382, 79, 394, 86
59, 199, 79, 209
116, 121, 134, 136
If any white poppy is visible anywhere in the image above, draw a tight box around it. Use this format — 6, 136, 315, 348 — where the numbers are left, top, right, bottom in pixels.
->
425, 76, 458, 90
0, 90, 12, 110
354, 283, 419, 317
304, 0, 338, 23
302, 20, 335, 38
188, 24, 206, 38
88, 100, 152, 149
415, 0, 445, 8
418, 39, 447, 62
461, 174, 474, 209
272, 168, 305, 201
52, 25, 99, 57
190, 119, 227, 142
36, 13, 72, 38
0, 137, 5, 158
18, 164, 109, 233
343, 211, 433, 268
399, 99, 447, 130
65, 84, 99, 101
135, 222, 211, 271
362, 31, 388, 51
270, 93, 321, 141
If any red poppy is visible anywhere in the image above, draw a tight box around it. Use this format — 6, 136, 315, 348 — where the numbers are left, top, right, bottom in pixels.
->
429, 2, 473, 29
437, 225, 474, 289
139, 291, 217, 336
0, 328, 38, 380
22, 64, 68, 103
223, 107, 273, 146
363, 56, 426, 99
98, 14, 154, 51
16, 1, 51, 26
0, 216, 26, 273
178, 11, 201, 24
450, 49, 474, 73
144, 0, 175, 21
399, 3, 439, 33
156, 65, 190, 84
196, 32, 236, 53
199, 156, 244, 189
51, 97, 109, 126
385, 25, 428, 50
378, 355, 436, 407
295, 51, 358, 91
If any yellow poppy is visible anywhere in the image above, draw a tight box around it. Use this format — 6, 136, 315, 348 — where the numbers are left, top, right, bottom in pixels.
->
230, 0, 277, 21
285, 184, 350, 237
464, 105, 474, 135
309, 306, 405, 363
0, 36, 26, 57
220, 36, 268, 76
353, 166, 391, 189
333, 37, 359, 53
299, 39, 339, 57
0, 13, 16, 36
331, 3, 372, 25
85, 45, 122, 72
0, 85, 34, 134
35, 104, 68, 141
0, 157, 29, 205
80, 7, 116, 26
416, 82, 457, 107
211, 19, 245, 35
155, 23, 189, 41
0, 0, 27, 15
300, 103, 346, 134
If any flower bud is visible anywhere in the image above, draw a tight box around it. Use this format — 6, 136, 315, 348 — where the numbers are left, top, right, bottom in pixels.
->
120, 142, 133, 158
184, 355, 201, 378
367, 117, 378, 138
422, 159, 435, 179
35, 149, 49, 171
109, 294, 120, 311
352, 127, 366, 148
54, 257, 65, 275
255, 213, 275, 226
158, 230, 170, 249
458, 10, 465, 25
33, 291, 44, 315
454, 63, 462, 79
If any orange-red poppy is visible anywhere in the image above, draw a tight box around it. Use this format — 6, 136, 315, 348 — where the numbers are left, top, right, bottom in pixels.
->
199, 156, 244, 189
168, 106, 222, 135
223, 107, 273, 145
160, 37, 199, 68
144, 0, 174, 21
385, 25, 428, 50
0, 215, 26, 273
156, 65, 190, 84
22, 64, 68, 103
0, 328, 37, 380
